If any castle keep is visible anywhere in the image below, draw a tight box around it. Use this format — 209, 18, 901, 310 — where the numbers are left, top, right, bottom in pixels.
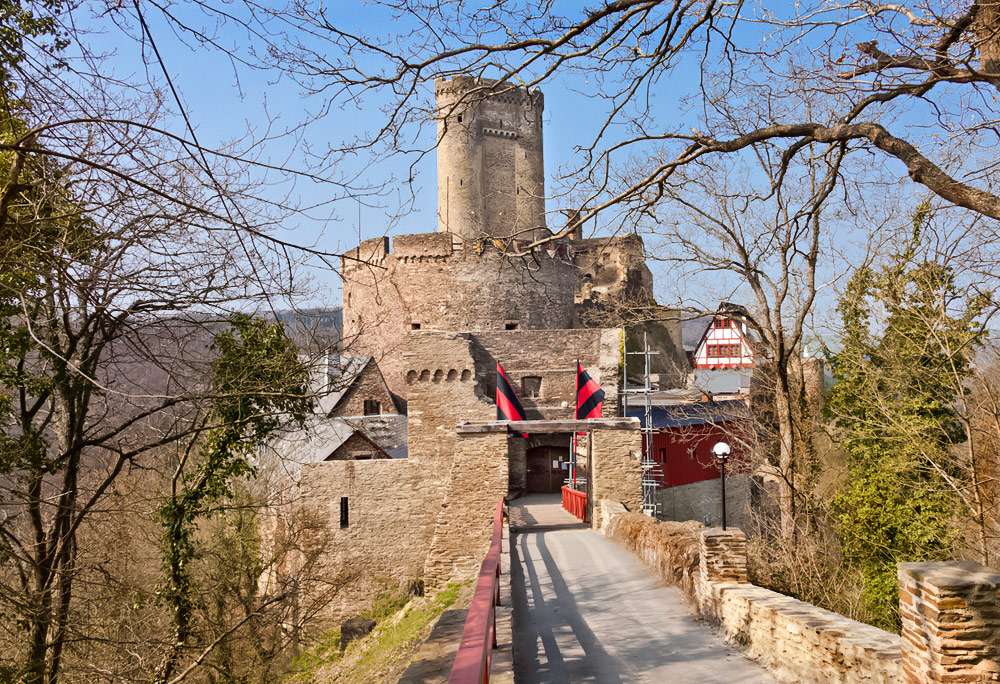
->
280, 77, 688, 620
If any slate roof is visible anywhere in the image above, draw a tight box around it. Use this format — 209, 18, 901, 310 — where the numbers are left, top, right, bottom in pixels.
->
626, 398, 750, 429
310, 354, 372, 416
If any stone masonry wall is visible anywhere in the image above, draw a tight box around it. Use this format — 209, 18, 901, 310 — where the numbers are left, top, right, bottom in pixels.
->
602, 511, 903, 684
435, 76, 546, 242
469, 327, 620, 419
296, 459, 426, 622
589, 428, 642, 529
342, 235, 575, 396
899, 561, 1000, 683
656, 474, 751, 529
423, 432, 510, 587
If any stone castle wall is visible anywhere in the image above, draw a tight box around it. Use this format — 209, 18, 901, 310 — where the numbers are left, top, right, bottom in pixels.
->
296, 459, 426, 621
294, 328, 624, 620
342, 234, 576, 396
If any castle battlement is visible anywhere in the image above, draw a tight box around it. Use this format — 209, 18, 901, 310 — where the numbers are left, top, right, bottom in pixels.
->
434, 76, 544, 110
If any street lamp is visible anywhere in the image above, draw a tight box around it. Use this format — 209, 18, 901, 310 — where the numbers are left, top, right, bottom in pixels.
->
712, 441, 731, 530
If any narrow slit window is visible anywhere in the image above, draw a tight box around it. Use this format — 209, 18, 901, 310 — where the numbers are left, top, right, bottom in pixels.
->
340, 497, 349, 528
457, 114, 463, 122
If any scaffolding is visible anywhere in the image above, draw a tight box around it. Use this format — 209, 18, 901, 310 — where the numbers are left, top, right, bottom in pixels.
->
623, 331, 662, 517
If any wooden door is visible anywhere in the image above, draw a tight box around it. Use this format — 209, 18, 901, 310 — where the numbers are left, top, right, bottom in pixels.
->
526, 446, 568, 494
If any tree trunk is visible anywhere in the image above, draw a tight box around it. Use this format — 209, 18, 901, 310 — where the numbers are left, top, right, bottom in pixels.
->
774, 369, 797, 540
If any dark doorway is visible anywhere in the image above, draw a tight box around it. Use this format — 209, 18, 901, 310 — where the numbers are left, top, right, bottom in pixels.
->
526, 446, 568, 494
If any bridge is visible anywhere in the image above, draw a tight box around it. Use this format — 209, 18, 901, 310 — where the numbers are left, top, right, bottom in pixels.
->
441, 494, 1000, 684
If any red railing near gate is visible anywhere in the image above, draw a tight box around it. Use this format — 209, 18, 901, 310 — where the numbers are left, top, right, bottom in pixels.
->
448, 497, 504, 684
562, 486, 588, 522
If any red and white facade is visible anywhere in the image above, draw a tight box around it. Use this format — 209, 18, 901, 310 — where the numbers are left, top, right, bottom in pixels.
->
693, 315, 754, 369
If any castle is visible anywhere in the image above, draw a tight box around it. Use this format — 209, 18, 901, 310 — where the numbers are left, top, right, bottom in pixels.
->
276, 76, 689, 620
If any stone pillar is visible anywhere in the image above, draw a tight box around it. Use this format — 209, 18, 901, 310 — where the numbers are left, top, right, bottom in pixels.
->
589, 427, 642, 529
698, 528, 748, 616
898, 561, 1000, 684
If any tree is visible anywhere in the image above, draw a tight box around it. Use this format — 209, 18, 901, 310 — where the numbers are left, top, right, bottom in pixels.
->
154, 314, 310, 684
0, 32, 317, 684
826, 214, 990, 629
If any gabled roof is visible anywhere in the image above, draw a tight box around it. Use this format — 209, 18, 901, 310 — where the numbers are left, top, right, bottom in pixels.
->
692, 303, 754, 363
270, 415, 359, 464
270, 414, 405, 463
309, 353, 373, 415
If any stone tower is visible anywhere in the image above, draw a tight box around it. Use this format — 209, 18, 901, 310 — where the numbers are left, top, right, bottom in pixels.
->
435, 76, 547, 242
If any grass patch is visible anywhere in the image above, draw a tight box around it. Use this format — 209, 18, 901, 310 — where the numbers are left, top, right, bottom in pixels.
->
323, 581, 468, 684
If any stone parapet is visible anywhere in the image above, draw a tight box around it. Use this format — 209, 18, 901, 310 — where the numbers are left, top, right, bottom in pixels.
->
899, 561, 1000, 683
704, 581, 902, 684
603, 509, 701, 598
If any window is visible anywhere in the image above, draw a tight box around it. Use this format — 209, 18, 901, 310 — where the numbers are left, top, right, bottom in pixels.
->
707, 343, 740, 358
505, 320, 519, 330
339, 497, 349, 528
410, 322, 421, 330
522, 376, 542, 398
713, 318, 731, 329
363, 399, 381, 415
457, 114, 463, 122
658, 447, 666, 463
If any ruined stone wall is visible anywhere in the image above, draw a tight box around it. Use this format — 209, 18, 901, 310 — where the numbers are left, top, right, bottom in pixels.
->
590, 428, 643, 528
330, 359, 397, 417
572, 235, 687, 382
435, 76, 546, 242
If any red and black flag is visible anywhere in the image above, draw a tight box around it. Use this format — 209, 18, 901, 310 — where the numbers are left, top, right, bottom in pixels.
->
496, 362, 527, 437
576, 362, 605, 422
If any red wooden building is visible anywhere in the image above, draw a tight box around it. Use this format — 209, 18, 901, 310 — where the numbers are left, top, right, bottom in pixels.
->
628, 399, 750, 489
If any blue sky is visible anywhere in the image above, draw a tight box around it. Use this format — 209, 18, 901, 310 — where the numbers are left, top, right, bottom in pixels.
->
82, 1, 712, 307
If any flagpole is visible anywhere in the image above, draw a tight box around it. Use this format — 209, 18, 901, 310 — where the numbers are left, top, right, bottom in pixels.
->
573, 359, 579, 489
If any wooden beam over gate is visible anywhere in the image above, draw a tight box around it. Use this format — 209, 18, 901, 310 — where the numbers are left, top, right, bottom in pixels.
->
456, 418, 639, 434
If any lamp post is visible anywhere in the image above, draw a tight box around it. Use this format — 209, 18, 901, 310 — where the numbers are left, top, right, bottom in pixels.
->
712, 441, 731, 530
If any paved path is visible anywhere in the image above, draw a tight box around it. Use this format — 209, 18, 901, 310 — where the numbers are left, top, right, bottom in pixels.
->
511, 527, 778, 683
509, 493, 587, 532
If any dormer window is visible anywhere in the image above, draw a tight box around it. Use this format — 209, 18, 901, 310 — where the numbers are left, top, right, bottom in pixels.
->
713, 319, 731, 329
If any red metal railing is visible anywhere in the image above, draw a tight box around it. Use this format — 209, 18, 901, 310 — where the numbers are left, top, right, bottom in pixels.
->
562, 486, 588, 522
448, 497, 505, 684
